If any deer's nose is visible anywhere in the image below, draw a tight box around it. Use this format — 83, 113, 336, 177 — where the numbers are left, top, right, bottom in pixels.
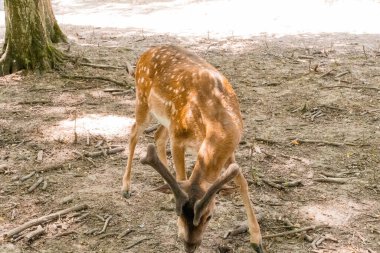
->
184, 242, 199, 253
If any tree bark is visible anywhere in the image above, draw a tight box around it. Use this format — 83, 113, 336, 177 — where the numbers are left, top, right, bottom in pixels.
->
0, 0, 67, 76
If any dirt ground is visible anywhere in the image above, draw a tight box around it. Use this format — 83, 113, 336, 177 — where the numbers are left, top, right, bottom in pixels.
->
0, 24, 380, 253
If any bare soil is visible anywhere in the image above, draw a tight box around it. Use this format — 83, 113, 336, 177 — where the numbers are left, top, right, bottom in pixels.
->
0, 26, 379, 252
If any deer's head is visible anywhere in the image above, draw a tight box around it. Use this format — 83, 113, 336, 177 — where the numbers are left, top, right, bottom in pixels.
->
141, 144, 240, 252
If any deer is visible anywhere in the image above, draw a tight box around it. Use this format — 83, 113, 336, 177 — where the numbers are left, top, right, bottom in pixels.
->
121, 45, 264, 253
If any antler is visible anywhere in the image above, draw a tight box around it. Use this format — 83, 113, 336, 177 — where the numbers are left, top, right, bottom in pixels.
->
141, 144, 189, 216
193, 163, 240, 226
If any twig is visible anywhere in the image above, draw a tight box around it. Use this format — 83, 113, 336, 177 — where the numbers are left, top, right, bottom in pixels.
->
298, 55, 314, 60
144, 124, 160, 134
3, 204, 89, 239
84, 147, 125, 158
60, 74, 129, 87
293, 139, 357, 147
95, 215, 105, 222
24, 225, 45, 243
107, 147, 125, 154
84, 228, 98, 235
223, 224, 248, 238
94, 215, 112, 235
320, 69, 335, 78
321, 85, 380, 91
320, 171, 345, 178
79, 62, 124, 70
282, 180, 303, 187
314, 178, 347, 184
262, 179, 285, 190
36, 162, 66, 172
126, 238, 151, 249
335, 71, 350, 78
103, 88, 127, 93
41, 178, 48, 190
20, 171, 36, 182
76, 212, 90, 222
73, 150, 97, 167
117, 229, 135, 239
98, 232, 118, 239
254, 137, 280, 144
54, 230, 78, 238
312, 235, 322, 249
262, 225, 330, 239
27, 177, 44, 193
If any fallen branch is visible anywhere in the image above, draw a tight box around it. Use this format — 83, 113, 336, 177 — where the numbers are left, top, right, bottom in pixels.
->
94, 215, 112, 235
321, 85, 380, 91
103, 88, 127, 93
335, 71, 350, 78
314, 178, 347, 184
262, 224, 330, 239
224, 214, 264, 239
126, 238, 151, 249
76, 212, 90, 222
27, 177, 44, 193
281, 180, 303, 187
320, 171, 346, 178
223, 224, 248, 238
262, 179, 285, 190
53, 230, 78, 238
98, 232, 118, 239
320, 69, 335, 78
292, 139, 358, 147
144, 124, 160, 134
20, 171, 36, 182
3, 204, 88, 239
79, 62, 125, 70
117, 229, 135, 239
24, 225, 45, 243
36, 162, 66, 172
84, 147, 125, 158
60, 74, 130, 88
41, 178, 48, 191
254, 137, 280, 144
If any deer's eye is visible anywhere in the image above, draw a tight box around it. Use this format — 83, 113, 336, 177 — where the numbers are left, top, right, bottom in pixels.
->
206, 215, 212, 222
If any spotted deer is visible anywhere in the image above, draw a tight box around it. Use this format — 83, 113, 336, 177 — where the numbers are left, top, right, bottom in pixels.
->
122, 45, 264, 253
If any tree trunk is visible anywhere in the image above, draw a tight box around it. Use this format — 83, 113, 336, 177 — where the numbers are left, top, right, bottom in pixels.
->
0, 0, 67, 76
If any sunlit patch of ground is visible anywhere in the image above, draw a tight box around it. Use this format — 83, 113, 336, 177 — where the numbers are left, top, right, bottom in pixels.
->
1, 0, 380, 38
300, 199, 364, 227
43, 114, 134, 142
53, 0, 380, 37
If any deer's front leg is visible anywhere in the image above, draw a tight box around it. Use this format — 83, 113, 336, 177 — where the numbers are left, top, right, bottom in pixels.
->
234, 172, 264, 253
154, 125, 169, 167
170, 139, 186, 181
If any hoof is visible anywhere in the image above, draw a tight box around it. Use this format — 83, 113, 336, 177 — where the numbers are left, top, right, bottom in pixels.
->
251, 243, 264, 253
122, 190, 132, 199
